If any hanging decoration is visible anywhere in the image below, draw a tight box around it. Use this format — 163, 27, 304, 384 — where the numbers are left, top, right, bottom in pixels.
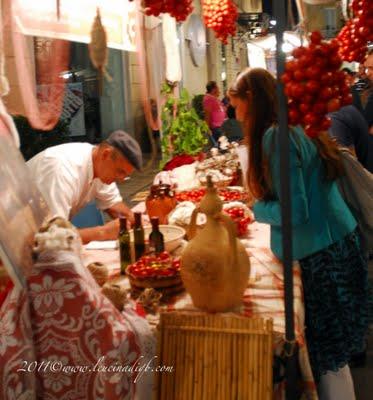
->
282, 31, 352, 138
201, 0, 238, 44
142, 0, 193, 22
162, 14, 182, 83
5, 0, 70, 131
89, 8, 112, 94
336, 0, 373, 63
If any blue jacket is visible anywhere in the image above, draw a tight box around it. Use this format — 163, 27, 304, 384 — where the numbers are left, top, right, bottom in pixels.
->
253, 125, 357, 261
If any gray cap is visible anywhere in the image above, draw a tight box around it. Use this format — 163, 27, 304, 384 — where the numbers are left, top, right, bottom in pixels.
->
106, 130, 142, 170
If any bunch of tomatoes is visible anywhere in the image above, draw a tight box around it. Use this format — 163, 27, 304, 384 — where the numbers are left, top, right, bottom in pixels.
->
127, 251, 181, 278
142, 0, 193, 22
223, 207, 252, 237
282, 31, 352, 138
201, 0, 238, 44
175, 188, 206, 203
337, 0, 373, 63
175, 188, 246, 203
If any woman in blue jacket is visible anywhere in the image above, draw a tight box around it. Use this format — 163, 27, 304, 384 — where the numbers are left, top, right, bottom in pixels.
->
229, 68, 368, 385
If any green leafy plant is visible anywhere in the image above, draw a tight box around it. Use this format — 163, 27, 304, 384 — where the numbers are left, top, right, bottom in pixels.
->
192, 94, 205, 120
160, 83, 209, 168
13, 115, 71, 161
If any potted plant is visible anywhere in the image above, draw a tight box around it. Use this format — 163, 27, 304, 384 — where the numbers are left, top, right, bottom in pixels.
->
160, 82, 209, 169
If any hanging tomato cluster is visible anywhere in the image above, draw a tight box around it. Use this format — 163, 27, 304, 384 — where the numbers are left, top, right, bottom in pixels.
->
202, 0, 238, 44
336, 0, 373, 62
142, 0, 193, 22
282, 31, 352, 138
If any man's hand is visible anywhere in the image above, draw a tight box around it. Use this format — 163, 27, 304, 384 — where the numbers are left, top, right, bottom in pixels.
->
79, 217, 133, 244
106, 202, 134, 225
101, 219, 120, 240
78, 219, 120, 244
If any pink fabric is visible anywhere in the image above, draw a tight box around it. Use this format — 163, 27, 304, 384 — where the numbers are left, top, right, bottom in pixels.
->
3, 0, 69, 130
0, 250, 147, 400
134, 1, 158, 132
203, 94, 226, 128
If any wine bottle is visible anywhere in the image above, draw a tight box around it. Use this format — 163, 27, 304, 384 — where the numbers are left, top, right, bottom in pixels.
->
149, 217, 164, 254
119, 217, 131, 275
134, 212, 145, 260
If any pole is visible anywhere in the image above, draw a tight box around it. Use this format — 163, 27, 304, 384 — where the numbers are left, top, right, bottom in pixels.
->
273, 1, 299, 399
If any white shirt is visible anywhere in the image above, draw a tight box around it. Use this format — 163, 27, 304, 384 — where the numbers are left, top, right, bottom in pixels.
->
27, 143, 123, 220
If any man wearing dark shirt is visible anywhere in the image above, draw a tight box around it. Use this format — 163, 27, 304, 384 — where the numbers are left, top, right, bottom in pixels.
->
328, 105, 373, 173
352, 49, 373, 132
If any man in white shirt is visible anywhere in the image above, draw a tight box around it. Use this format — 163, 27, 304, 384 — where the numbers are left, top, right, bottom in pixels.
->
27, 130, 142, 244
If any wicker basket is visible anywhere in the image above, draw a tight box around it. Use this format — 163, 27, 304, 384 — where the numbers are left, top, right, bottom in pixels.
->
126, 266, 185, 302
154, 311, 273, 399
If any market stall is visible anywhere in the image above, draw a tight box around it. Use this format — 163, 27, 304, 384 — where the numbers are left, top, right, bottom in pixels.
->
79, 148, 318, 399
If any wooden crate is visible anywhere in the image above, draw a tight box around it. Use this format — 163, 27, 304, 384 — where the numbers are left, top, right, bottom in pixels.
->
154, 311, 273, 400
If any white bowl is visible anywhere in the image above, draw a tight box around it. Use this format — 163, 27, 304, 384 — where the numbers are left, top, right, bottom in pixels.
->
129, 225, 186, 253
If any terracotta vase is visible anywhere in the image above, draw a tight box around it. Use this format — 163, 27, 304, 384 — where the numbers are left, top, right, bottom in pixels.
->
181, 176, 250, 312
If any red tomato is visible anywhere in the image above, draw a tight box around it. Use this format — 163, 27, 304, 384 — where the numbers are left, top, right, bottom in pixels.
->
289, 109, 301, 124
310, 31, 323, 44
299, 103, 310, 114
320, 72, 334, 84
304, 113, 320, 126
281, 72, 292, 84
321, 117, 332, 130
159, 251, 170, 260
292, 83, 306, 99
328, 55, 342, 68
305, 125, 320, 138
327, 98, 341, 113
293, 70, 306, 81
285, 60, 297, 72
305, 81, 320, 93
141, 256, 151, 265
313, 102, 327, 114
298, 55, 311, 68
131, 267, 143, 277
342, 93, 353, 105
305, 66, 321, 80
320, 87, 333, 100
144, 267, 156, 276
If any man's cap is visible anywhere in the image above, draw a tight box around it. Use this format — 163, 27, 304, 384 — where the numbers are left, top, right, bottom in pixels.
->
106, 130, 142, 170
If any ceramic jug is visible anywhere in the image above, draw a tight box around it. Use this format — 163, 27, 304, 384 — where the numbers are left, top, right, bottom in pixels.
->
145, 182, 176, 224
181, 176, 250, 312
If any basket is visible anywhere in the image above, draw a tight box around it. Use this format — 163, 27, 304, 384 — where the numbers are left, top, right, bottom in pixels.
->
126, 266, 185, 302
154, 312, 273, 399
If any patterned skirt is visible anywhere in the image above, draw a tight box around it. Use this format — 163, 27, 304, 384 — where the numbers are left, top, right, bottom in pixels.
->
299, 229, 368, 382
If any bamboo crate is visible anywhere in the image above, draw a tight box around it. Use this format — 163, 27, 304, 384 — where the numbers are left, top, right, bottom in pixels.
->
154, 311, 273, 400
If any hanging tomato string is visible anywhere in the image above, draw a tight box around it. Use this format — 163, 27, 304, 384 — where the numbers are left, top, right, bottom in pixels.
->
336, 0, 373, 63
282, 31, 352, 138
201, 0, 238, 44
142, 0, 193, 22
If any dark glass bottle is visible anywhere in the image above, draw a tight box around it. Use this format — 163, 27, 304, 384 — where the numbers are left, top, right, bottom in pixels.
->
148, 217, 165, 255
134, 212, 145, 260
119, 217, 131, 275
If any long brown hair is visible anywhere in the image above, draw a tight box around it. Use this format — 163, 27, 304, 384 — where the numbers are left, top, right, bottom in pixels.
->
229, 68, 344, 201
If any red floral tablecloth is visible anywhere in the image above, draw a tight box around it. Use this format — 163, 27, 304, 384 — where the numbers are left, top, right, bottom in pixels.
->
0, 250, 155, 400
83, 215, 318, 400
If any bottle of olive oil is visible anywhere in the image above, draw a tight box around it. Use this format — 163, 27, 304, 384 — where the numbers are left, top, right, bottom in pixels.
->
119, 217, 131, 275
134, 212, 145, 260
149, 217, 164, 255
